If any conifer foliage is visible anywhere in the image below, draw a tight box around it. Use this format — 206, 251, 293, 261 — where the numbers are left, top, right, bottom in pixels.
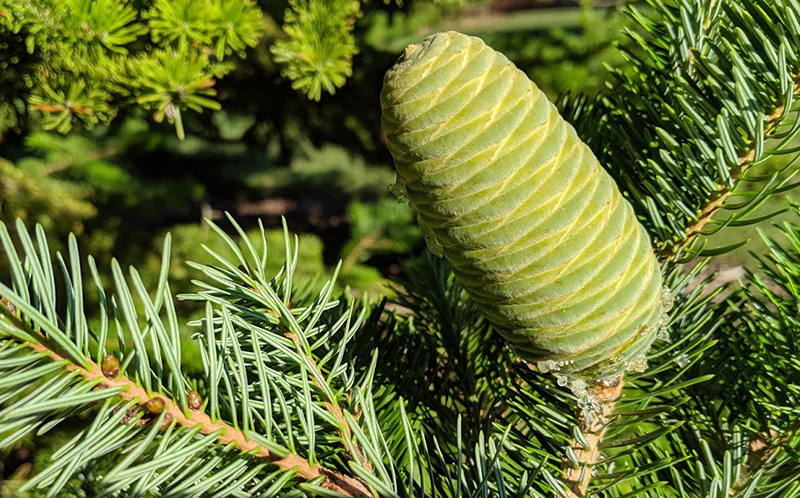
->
271, 0, 361, 102
0, 0, 371, 138
2, 1, 800, 497
0, 0, 266, 138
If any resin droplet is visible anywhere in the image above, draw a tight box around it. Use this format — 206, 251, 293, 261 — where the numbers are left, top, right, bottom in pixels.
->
577, 394, 599, 425
595, 373, 622, 388
673, 353, 690, 368
187, 390, 203, 411
657, 311, 670, 329
537, 360, 559, 373
404, 43, 421, 58
568, 378, 588, 398
660, 286, 674, 313
101, 354, 120, 378
656, 326, 671, 342
627, 354, 648, 373
554, 372, 589, 397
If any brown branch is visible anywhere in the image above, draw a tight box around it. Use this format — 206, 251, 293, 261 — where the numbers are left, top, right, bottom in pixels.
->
14, 335, 372, 498
562, 376, 624, 498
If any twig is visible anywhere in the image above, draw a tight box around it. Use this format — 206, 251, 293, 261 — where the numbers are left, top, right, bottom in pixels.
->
13, 334, 372, 498
41, 144, 120, 176
253, 286, 372, 474
562, 376, 625, 498
733, 422, 800, 493
284, 330, 374, 473
340, 227, 384, 275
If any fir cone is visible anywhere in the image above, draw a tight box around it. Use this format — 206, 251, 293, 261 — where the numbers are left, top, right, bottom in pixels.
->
380, 32, 663, 377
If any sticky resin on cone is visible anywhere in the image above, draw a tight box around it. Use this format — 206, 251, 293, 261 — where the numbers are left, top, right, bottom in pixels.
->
380, 31, 664, 378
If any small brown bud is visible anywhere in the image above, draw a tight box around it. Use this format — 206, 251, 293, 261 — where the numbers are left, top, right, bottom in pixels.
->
187, 390, 203, 411
145, 397, 165, 414
101, 354, 120, 378
159, 413, 174, 431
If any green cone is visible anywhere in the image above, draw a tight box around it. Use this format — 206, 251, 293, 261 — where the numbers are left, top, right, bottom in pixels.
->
380, 32, 664, 377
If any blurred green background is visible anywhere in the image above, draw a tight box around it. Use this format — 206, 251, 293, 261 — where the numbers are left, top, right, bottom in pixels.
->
1, 0, 795, 491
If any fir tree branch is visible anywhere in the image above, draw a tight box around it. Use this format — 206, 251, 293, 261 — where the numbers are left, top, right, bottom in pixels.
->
282, 326, 374, 475
562, 376, 624, 498
5, 326, 373, 498
21, 343, 372, 498
663, 1, 796, 257
562, 0, 800, 261
662, 81, 798, 260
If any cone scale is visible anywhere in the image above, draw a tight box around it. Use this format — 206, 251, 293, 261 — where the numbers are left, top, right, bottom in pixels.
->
381, 32, 663, 377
